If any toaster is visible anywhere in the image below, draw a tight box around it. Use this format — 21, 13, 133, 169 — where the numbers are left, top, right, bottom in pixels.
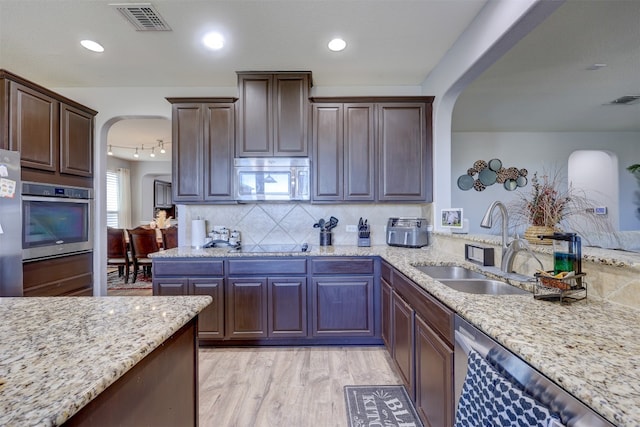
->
386, 217, 431, 248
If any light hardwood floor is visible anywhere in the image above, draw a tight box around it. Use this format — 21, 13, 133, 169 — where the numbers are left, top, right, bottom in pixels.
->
198, 346, 402, 427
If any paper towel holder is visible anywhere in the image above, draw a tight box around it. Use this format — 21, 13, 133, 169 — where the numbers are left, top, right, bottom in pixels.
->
191, 218, 207, 249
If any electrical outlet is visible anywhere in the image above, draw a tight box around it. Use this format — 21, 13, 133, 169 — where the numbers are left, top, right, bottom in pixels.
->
346, 225, 357, 232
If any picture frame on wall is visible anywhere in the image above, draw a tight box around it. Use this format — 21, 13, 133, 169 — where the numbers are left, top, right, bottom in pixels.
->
441, 208, 463, 229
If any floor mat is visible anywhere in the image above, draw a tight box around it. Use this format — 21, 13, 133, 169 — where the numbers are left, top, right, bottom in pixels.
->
344, 385, 423, 427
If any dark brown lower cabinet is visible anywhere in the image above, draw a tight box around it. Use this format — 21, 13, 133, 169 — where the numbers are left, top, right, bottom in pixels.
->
153, 259, 225, 341
153, 256, 381, 345
269, 277, 307, 338
227, 277, 268, 339
383, 265, 455, 427
23, 252, 93, 296
154, 278, 188, 296
225, 275, 308, 339
154, 277, 225, 340
415, 314, 454, 427
191, 279, 225, 340
312, 276, 374, 337
381, 277, 392, 349
392, 291, 415, 399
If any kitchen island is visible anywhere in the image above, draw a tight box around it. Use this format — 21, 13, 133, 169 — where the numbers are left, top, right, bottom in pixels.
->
0, 295, 211, 426
152, 240, 640, 426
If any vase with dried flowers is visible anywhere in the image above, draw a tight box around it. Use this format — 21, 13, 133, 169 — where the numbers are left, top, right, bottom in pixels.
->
508, 169, 614, 245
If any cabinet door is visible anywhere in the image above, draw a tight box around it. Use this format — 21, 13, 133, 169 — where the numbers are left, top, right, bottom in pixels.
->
381, 277, 392, 351
164, 183, 173, 206
377, 103, 429, 201
273, 73, 309, 156
154, 181, 167, 207
60, 103, 93, 177
227, 277, 268, 339
312, 276, 374, 337
344, 103, 375, 201
268, 277, 307, 338
312, 103, 343, 200
153, 278, 189, 296
237, 74, 272, 156
9, 81, 58, 172
392, 291, 415, 399
190, 279, 224, 339
204, 103, 235, 201
172, 103, 204, 201
415, 314, 454, 427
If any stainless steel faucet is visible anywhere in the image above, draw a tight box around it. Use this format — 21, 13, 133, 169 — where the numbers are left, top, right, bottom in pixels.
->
480, 201, 510, 270
481, 200, 544, 274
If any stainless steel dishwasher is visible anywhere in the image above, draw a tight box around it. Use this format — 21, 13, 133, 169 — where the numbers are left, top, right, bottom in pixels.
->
454, 315, 614, 427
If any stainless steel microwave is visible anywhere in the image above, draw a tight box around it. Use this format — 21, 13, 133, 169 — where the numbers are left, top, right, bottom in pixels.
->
234, 158, 310, 201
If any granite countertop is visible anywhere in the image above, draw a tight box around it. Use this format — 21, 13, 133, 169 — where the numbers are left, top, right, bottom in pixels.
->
152, 243, 639, 426
0, 295, 212, 426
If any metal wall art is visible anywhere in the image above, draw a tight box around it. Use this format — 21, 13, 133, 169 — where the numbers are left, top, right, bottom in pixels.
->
457, 158, 528, 191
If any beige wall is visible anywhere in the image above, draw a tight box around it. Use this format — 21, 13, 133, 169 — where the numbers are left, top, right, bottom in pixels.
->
182, 203, 432, 247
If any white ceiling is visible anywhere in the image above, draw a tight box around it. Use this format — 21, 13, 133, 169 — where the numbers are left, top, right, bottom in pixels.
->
453, 0, 640, 132
0, 0, 637, 161
0, 0, 487, 161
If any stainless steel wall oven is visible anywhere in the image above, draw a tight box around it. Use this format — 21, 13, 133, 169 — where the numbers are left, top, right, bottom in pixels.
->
22, 182, 93, 261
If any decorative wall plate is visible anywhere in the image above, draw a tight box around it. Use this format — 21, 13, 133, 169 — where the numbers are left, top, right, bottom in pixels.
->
458, 174, 474, 190
488, 158, 502, 171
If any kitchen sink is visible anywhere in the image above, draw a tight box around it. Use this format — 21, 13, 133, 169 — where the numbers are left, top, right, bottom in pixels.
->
438, 279, 529, 295
413, 265, 487, 279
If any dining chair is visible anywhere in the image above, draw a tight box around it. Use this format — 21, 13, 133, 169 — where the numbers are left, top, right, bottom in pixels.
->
127, 227, 160, 283
161, 226, 178, 249
107, 227, 130, 283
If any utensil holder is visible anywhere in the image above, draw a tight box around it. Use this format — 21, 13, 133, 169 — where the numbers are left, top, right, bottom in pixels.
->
319, 230, 332, 246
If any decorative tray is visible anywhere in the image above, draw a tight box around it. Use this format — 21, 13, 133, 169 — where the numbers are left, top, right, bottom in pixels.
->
534, 271, 587, 304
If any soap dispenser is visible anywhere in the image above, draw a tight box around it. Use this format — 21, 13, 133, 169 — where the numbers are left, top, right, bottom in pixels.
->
539, 232, 582, 275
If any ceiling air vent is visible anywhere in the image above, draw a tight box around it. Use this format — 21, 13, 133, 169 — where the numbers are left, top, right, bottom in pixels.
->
607, 95, 640, 105
110, 3, 172, 31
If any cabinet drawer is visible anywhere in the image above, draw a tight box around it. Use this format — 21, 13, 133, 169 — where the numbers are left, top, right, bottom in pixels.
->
311, 257, 374, 275
227, 258, 307, 275
393, 271, 453, 347
153, 260, 224, 277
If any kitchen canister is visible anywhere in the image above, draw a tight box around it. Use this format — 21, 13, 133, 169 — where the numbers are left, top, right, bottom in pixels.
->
191, 219, 207, 248
319, 230, 332, 246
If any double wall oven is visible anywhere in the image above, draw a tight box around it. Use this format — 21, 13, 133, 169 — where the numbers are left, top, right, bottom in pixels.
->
22, 182, 93, 261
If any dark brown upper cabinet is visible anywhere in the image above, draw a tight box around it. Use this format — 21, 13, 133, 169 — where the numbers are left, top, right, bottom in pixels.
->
0, 70, 96, 187
236, 72, 311, 157
377, 102, 432, 202
167, 98, 237, 203
60, 103, 94, 178
311, 97, 433, 203
312, 103, 375, 201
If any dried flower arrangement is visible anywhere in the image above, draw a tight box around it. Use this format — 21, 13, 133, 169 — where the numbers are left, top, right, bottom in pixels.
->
508, 168, 615, 244
525, 172, 569, 227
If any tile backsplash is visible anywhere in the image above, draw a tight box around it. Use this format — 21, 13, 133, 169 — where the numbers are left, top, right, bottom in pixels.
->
184, 203, 431, 246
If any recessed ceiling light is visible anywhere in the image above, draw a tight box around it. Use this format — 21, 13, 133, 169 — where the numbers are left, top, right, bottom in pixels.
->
328, 38, 347, 52
202, 32, 224, 50
586, 63, 607, 71
80, 39, 104, 53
